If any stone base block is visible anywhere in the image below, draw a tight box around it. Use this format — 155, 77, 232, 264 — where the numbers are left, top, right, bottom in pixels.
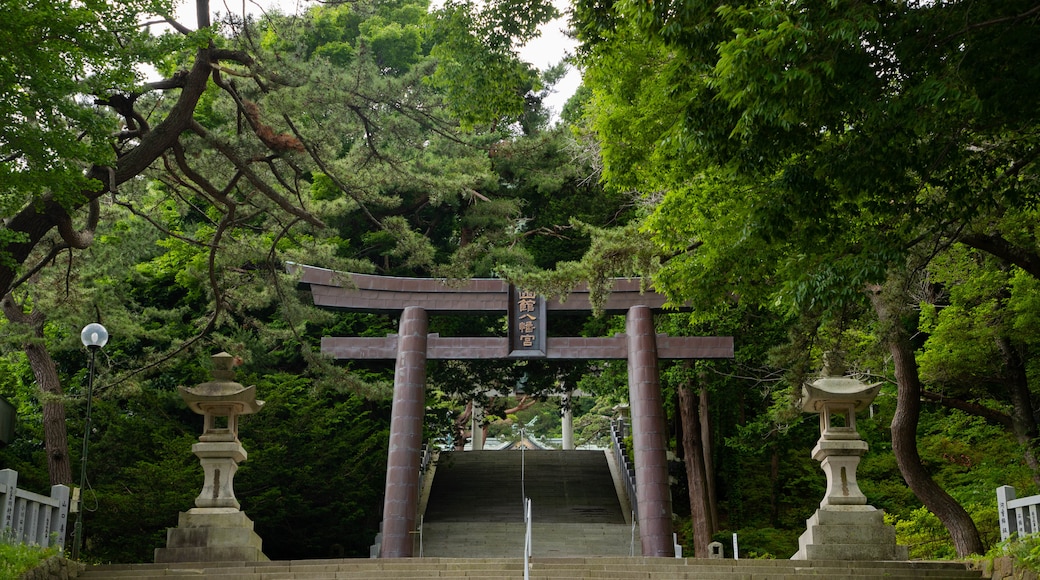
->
790, 506, 908, 561
153, 545, 268, 563
154, 509, 269, 563
371, 532, 382, 558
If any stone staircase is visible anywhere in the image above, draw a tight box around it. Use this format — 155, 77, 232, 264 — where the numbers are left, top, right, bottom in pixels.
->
81, 557, 986, 579
78, 449, 987, 579
423, 450, 628, 523
417, 450, 633, 558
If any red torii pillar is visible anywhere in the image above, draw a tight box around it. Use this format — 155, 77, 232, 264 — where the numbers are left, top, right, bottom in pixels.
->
627, 305, 674, 557
379, 306, 428, 558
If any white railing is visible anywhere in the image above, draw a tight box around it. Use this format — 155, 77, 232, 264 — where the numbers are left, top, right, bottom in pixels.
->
417, 441, 433, 513
414, 442, 434, 558
523, 498, 532, 580
520, 426, 527, 513
419, 441, 434, 475
0, 469, 70, 549
521, 425, 530, 580
998, 485, 1040, 541
630, 510, 637, 556
611, 418, 638, 520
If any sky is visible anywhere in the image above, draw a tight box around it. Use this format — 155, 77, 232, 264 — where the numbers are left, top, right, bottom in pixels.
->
517, 12, 582, 118
174, 0, 581, 118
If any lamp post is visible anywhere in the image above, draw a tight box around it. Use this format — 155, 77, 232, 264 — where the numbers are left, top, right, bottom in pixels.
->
72, 323, 108, 561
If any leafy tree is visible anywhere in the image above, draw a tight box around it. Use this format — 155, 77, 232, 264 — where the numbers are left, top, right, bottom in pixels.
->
0, 0, 561, 471
918, 245, 1040, 485
428, 0, 558, 131
0, 0, 568, 560
561, 0, 1040, 556
235, 373, 391, 560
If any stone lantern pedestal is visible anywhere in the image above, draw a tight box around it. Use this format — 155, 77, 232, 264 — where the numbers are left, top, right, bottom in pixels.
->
155, 353, 268, 563
791, 353, 907, 561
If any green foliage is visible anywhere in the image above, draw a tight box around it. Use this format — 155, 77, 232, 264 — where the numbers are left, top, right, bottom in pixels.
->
54, 368, 393, 563
918, 244, 1040, 402
563, 0, 1040, 558
0, 0, 175, 211
237, 373, 391, 559
711, 527, 799, 560
428, 0, 557, 130
502, 220, 658, 315
572, 0, 1040, 319
571, 398, 614, 448
985, 534, 1040, 573
75, 387, 202, 563
891, 506, 958, 560
0, 537, 57, 580
889, 498, 1001, 561
6, 0, 1038, 566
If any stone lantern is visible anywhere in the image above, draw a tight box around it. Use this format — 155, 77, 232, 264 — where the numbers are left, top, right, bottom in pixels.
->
791, 352, 907, 561
155, 352, 268, 563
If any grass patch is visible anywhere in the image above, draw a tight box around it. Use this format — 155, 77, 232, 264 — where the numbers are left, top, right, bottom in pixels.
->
0, 539, 59, 580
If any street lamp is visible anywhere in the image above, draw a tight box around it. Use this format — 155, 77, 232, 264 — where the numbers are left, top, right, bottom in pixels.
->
72, 323, 108, 560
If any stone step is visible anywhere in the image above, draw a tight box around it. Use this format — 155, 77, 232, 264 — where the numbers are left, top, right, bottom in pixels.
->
82, 557, 985, 580
416, 450, 631, 559
417, 522, 637, 558
423, 450, 625, 525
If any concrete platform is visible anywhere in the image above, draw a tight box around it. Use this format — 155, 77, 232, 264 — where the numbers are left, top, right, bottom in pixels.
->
82, 556, 985, 579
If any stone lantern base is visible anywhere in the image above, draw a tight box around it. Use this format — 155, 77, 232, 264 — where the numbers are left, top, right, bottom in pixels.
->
791, 506, 907, 561
154, 508, 269, 563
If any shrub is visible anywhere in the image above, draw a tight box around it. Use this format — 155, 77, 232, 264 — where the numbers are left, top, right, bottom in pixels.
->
0, 537, 58, 580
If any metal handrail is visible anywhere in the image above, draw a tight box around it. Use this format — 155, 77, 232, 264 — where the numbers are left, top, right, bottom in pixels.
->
415, 442, 433, 558
610, 419, 638, 520
631, 510, 637, 556
419, 441, 433, 474
524, 498, 532, 580
520, 426, 527, 513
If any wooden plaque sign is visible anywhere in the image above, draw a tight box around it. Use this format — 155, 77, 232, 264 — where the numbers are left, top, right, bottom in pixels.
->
508, 286, 547, 357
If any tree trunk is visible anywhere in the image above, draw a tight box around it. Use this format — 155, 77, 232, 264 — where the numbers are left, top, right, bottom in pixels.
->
29, 343, 73, 486
1, 295, 72, 485
700, 385, 718, 533
996, 336, 1040, 487
770, 444, 780, 526
678, 382, 712, 557
869, 281, 984, 557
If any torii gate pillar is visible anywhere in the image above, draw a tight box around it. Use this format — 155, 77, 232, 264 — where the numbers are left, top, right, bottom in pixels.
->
379, 306, 428, 558
627, 305, 674, 557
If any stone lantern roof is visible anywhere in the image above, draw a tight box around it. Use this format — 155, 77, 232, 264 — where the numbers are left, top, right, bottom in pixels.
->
179, 352, 264, 416
798, 351, 881, 414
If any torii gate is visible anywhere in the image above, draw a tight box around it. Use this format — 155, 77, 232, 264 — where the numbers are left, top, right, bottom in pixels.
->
293, 265, 734, 558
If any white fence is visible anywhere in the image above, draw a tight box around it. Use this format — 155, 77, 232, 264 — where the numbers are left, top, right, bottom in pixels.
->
997, 485, 1040, 541
0, 469, 70, 549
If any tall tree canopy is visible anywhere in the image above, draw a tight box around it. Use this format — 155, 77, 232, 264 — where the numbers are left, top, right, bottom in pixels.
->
572, 0, 1040, 306
0, 0, 570, 558
564, 0, 1040, 557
